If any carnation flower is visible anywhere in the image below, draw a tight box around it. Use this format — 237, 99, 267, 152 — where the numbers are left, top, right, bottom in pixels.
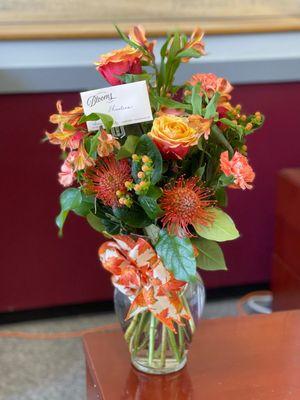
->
95, 46, 143, 86
220, 151, 255, 190
159, 177, 215, 237
188, 73, 233, 101
85, 156, 132, 207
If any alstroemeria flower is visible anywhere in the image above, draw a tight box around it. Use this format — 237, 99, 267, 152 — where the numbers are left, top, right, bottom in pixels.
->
99, 235, 189, 332
49, 100, 84, 130
72, 142, 94, 171
58, 152, 76, 187
128, 25, 156, 56
181, 27, 205, 62
220, 151, 255, 190
188, 73, 233, 102
188, 115, 213, 140
148, 115, 201, 160
95, 46, 143, 85
46, 129, 85, 151
97, 130, 121, 157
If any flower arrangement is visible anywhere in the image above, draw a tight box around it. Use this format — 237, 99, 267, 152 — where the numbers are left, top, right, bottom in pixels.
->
46, 25, 264, 374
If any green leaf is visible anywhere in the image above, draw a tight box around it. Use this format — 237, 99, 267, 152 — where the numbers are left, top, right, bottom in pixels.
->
117, 73, 152, 84
79, 113, 114, 132
113, 204, 152, 228
215, 187, 228, 207
193, 238, 227, 271
114, 25, 148, 56
168, 31, 181, 59
204, 92, 220, 119
88, 131, 100, 158
133, 135, 163, 184
117, 135, 140, 160
220, 118, 244, 138
155, 230, 197, 282
95, 203, 121, 234
191, 82, 202, 115
60, 188, 82, 211
86, 212, 105, 233
154, 95, 192, 111
63, 123, 76, 131
55, 210, 69, 237
55, 188, 82, 235
210, 125, 234, 157
73, 195, 94, 217
194, 208, 240, 242
176, 48, 202, 59
138, 186, 163, 219
160, 35, 171, 58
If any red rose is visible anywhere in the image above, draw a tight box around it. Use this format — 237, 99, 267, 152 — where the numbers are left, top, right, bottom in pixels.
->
95, 46, 143, 86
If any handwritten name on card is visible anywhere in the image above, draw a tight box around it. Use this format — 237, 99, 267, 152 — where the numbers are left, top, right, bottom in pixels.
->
80, 81, 153, 131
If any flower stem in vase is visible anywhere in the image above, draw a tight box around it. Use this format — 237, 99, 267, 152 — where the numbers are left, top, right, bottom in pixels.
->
160, 324, 167, 367
181, 294, 196, 334
124, 313, 139, 343
178, 325, 185, 357
167, 329, 181, 363
132, 311, 148, 356
148, 313, 157, 366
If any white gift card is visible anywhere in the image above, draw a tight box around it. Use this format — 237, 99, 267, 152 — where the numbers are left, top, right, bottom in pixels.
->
80, 80, 153, 131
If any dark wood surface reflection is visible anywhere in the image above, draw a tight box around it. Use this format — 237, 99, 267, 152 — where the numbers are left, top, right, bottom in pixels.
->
84, 311, 300, 400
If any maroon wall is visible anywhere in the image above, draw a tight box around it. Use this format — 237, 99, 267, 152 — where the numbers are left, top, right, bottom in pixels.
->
0, 82, 299, 312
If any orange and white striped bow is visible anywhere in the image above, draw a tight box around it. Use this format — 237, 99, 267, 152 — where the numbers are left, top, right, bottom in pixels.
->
98, 235, 190, 332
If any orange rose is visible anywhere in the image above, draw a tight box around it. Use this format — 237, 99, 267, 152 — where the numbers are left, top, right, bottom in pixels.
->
95, 46, 143, 85
148, 115, 200, 159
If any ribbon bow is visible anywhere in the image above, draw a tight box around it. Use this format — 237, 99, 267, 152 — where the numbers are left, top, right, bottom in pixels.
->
98, 235, 190, 332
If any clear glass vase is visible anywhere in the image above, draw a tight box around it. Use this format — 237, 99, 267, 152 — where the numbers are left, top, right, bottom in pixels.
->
114, 274, 205, 375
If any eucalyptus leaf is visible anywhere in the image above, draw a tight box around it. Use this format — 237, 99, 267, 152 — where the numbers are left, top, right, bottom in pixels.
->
155, 230, 197, 282
194, 208, 239, 242
193, 237, 227, 271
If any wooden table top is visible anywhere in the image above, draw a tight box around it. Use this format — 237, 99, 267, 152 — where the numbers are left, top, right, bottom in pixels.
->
83, 310, 300, 400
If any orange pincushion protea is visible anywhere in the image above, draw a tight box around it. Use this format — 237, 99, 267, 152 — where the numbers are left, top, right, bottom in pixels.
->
85, 156, 131, 207
160, 177, 215, 237
98, 235, 189, 332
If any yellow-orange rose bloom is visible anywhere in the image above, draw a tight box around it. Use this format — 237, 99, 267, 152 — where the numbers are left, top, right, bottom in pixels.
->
148, 115, 200, 159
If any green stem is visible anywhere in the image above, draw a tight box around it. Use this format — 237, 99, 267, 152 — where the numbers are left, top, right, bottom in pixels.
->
181, 295, 196, 334
167, 329, 181, 363
160, 324, 167, 367
148, 314, 157, 366
133, 312, 148, 356
124, 314, 139, 343
178, 325, 185, 357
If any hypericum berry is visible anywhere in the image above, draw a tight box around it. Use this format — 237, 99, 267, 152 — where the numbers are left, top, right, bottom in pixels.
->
132, 154, 140, 162
142, 155, 151, 163
240, 114, 247, 122
142, 164, 152, 172
137, 171, 145, 179
245, 123, 253, 131
125, 180, 133, 189
116, 190, 124, 198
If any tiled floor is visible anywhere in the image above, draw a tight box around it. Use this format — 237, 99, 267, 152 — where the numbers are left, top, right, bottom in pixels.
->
0, 299, 237, 400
